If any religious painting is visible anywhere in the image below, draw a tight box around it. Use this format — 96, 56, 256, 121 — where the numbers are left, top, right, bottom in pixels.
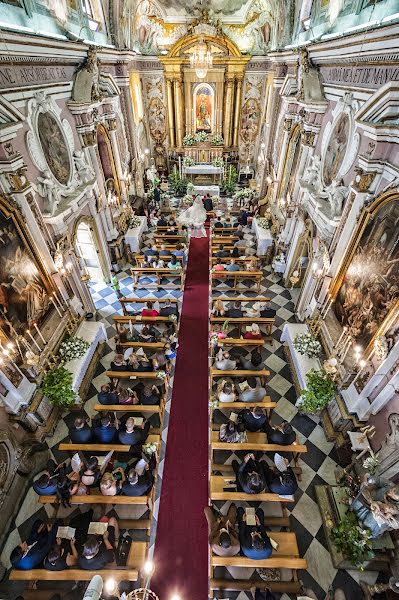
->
333, 195, 399, 349
240, 98, 260, 144
148, 97, 166, 142
322, 112, 350, 186
195, 85, 213, 132
37, 111, 72, 186
0, 199, 51, 336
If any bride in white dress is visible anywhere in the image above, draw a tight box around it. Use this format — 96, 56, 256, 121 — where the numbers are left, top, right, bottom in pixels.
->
177, 195, 207, 238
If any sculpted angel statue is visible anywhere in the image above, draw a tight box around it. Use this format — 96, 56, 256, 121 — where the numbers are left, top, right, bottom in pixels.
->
300, 154, 323, 195
37, 170, 61, 216
73, 150, 95, 184
326, 179, 347, 217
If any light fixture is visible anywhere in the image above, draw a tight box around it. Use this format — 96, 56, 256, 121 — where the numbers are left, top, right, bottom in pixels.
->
105, 578, 117, 594
190, 36, 212, 79
144, 148, 150, 155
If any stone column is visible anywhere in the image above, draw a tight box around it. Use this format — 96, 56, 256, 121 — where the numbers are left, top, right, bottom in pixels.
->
166, 77, 175, 148
173, 76, 184, 148
232, 77, 243, 147
223, 76, 235, 147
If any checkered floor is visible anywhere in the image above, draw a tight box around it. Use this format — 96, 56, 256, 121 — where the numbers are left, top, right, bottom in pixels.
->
0, 225, 378, 599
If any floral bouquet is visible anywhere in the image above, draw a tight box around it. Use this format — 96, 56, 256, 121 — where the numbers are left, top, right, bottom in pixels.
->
59, 336, 90, 362
183, 134, 195, 146
168, 314, 177, 322
183, 156, 195, 167
157, 370, 167, 380
143, 441, 157, 457
209, 333, 219, 346
186, 182, 195, 195
209, 398, 219, 410
293, 332, 322, 358
212, 134, 224, 146
195, 131, 208, 143
363, 454, 380, 475
128, 216, 142, 229
233, 188, 254, 204
257, 217, 271, 230
212, 157, 224, 168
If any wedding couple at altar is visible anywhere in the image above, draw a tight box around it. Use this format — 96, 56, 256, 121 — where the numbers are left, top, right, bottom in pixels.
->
177, 195, 207, 238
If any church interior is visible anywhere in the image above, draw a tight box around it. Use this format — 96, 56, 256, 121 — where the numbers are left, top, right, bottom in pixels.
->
0, 1, 398, 599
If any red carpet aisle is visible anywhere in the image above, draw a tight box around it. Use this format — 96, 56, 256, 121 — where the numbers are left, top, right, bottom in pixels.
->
151, 232, 210, 600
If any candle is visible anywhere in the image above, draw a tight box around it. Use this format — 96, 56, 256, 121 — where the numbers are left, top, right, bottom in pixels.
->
341, 340, 352, 363
33, 323, 46, 345
352, 359, 367, 385
10, 359, 24, 379
335, 326, 347, 349
58, 287, 69, 304
26, 330, 41, 352
50, 297, 63, 317
322, 295, 334, 318
53, 293, 65, 311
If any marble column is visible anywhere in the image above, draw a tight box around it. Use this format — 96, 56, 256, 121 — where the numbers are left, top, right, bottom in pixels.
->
223, 76, 235, 147
173, 76, 184, 148
166, 77, 175, 148
232, 77, 243, 147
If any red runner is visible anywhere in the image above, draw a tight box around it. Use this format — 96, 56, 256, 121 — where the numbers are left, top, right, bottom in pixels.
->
151, 233, 210, 600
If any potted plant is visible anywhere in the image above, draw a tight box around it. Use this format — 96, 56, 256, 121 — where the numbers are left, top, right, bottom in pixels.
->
212, 134, 224, 146
212, 157, 224, 168
330, 513, 374, 569
298, 368, 335, 414
168, 166, 188, 197
41, 366, 76, 407
221, 165, 238, 196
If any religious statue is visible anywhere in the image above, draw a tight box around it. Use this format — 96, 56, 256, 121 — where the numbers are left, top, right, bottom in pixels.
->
196, 93, 211, 131
73, 150, 95, 184
71, 47, 101, 103
37, 170, 61, 216
377, 414, 399, 467
326, 179, 347, 218
300, 155, 324, 196
154, 144, 167, 174
351, 478, 399, 538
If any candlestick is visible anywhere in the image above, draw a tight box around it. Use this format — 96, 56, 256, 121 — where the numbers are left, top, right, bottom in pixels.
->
341, 340, 352, 363
26, 330, 41, 352
53, 293, 65, 311
338, 334, 351, 358
352, 359, 367, 385
10, 359, 24, 379
50, 297, 63, 317
33, 323, 46, 345
335, 326, 347, 349
321, 294, 334, 318
58, 286, 69, 304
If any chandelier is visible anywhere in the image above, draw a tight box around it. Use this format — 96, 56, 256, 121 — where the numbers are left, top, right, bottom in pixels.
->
190, 37, 212, 79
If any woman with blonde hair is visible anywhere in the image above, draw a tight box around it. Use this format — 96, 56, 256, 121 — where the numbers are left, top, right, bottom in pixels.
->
212, 299, 225, 317
100, 468, 126, 497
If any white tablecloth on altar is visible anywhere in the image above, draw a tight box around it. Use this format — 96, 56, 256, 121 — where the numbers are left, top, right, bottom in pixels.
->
64, 321, 107, 394
183, 165, 223, 175
280, 323, 322, 390
193, 185, 220, 197
251, 218, 274, 256
124, 216, 148, 253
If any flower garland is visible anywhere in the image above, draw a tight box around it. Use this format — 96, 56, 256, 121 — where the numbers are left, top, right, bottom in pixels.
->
293, 332, 322, 359
212, 134, 224, 146
183, 134, 195, 146
212, 157, 224, 168
183, 156, 195, 167
59, 336, 90, 362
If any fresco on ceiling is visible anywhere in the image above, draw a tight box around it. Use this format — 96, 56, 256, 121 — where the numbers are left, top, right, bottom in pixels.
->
195, 86, 213, 132
322, 112, 350, 186
37, 112, 71, 186
334, 199, 399, 348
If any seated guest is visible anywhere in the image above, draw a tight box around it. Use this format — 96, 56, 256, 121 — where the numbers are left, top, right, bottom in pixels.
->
244, 323, 262, 340
78, 516, 120, 570
219, 419, 245, 443
118, 417, 150, 446
232, 453, 266, 494
152, 349, 168, 370
225, 258, 240, 272
240, 350, 264, 371
214, 258, 225, 272
111, 353, 126, 372
167, 255, 180, 269
225, 301, 243, 318
224, 217, 233, 229
245, 301, 263, 318
213, 216, 224, 230
139, 324, 158, 342
56, 475, 75, 509
217, 380, 236, 403
116, 322, 138, 343
234, 233, 248, 248
246, 257, 258, 271
237, 507, 272, 559
231, 246, 240, 258
11, 519, 61, 570
141, 383, 161, 405
173, 243, 186, 265
142, 301, 159, 317
33, 473, 58, 496
159, 244, 170, 257
239, 406, 267, 432
204, 504, 240, 557
159, 299, 178, 317
118, 388, 138, 405
69, 416, 92, 443
94, 414, 118, 443
214, 349, 236, 371
240, 377, 267, 402
143, 245, 159, 259
203, 195, 214, 212
157, 216, 167, 227
212, 299, 225, 317
264, 420, 296, 445
260, 301, 277, 318
98, 384, 119, 405
122, 464, 154, 496
127, 352, 153, 372
44, 537, 78, 570
263, 454, 298, 496
216, 244, 230, 258
168, 216, 177, 227
100, 468, 126, 496
80, 456, 101, 488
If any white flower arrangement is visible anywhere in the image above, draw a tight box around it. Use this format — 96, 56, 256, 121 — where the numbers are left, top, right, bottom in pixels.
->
233, 188, 254, 203
157, 370, 167, 379
363, 454, 380, 475
168, 314, 177, 322
187, 182, 195, 194
183, 134, 195, 146
212, 157, 224, 168
209, 398, 219, 410
209, 333, 219, 346
293, 332, 322, 359
195, 131, 208, 143
128, 216, 142, 229
212, 134, 224, 146
143, 441, 157, 457
257, 217, 271, 230
183, 156, 195, 167
59, 336, 90, 362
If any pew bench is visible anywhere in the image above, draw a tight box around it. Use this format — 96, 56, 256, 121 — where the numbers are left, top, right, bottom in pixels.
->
131, 267, 184, 290
211, 270, 262, 292
135, 254, 184, 267
211, 317, 274, 344
94, 403, 162, 415
210, 475, 294, 502
210, 579, 302, 594
113, 315, 178, 329
58, 434, 160, 454
105, 371, 169, 383
210, 368, 269, 389
212, 398, 276, 419
210, 431, 307, 464
212, 296, 271, 302
9, 569, 139, 582
118, 342, 166, 349
39, 495, 150, 508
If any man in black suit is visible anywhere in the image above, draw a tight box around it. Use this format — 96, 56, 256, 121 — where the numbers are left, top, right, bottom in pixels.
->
260, 301, 276, 318
264, 420, 296, 445
263, 455, 298, 496
122, 466, 154, 496
203, 195, 213, 212
69, 416, 93, 443
98, 384, 119, 405
216, 244, 230, 258
237, 507, 272, 560
154, 185, 161, 204
225, 301, 244, 318
239, 406, 267, 432
118, 417, 150, 446
232, 453, 266, 495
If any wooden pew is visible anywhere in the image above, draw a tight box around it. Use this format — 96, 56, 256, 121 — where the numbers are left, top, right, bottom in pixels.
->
211, 271, 262, 292
210, 368, 269, 389
214, 338, 264, 350
213, 396, 276, 419
105, 371, 169, 382
210, 256, 256, 265
154, 234, 186, 242
39, 494, 149, 506
210, 475, 294, 502
113, 315, 177, 329
211, 296, 271, 302
118, 342, 166, 349
135, 254, 184, 267
94, 403, 162, 415
210, 431, 307, 464
59, 433, 160, 454
211, 317, 274, 344
210, 579, 302, 594
212, 235, 239, 243
131, 267, 184, 290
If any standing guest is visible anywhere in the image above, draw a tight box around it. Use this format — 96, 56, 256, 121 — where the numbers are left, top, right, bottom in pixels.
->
122, 465, 154, 497
213, 216, 224, 230
56, 476, 76, 508
204, 504, 240, 557
225, 301, 244, 318
214, 350, 236, 370
69, 416, 92, 443
240, 350, 264, 371
94, 414, 118, 444
110, 354, 126, 372
98, 384, 119, 405
264, 420, 296, 445
111, 276, 123, 299
78, 516, 120, 570
216, 244, 230, 258
167, 255, 180, 270
263, 454, 298, 496
154, 185, 161, 204
244, 323, 262, 340
203, 195, 214, 212
237, 507, 272, 559
239, 377, 267, 402
118, 417, 150, 446
217, 380, 236, 403
237, 209, 250, 226
239, 406, 267, 432
232, 453, 266, 494
214, 258, 226, 272
141, 301, 159, 317
225, 258, 241, 272
11, 520, 61, 570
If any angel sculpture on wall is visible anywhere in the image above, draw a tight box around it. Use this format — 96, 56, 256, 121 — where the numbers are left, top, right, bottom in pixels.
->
73, 150, 95, 184
300, 154, 324, 196
37, 170, 61, 216
326, 179, 347, 218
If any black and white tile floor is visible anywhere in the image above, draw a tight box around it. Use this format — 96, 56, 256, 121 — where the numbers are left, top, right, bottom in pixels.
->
0, 226, 377, 600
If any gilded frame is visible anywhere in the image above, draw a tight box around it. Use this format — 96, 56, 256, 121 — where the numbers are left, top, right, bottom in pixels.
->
330, 190, 399, 355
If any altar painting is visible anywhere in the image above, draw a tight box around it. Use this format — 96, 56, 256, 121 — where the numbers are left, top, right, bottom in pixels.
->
322, 113, 350, 186
333, 197, 399, 348
195, 86, 212, 132
148, 97, 166, 142
37, 111, 71, 186
240, 98, 260, 144
0, 202, 51, 335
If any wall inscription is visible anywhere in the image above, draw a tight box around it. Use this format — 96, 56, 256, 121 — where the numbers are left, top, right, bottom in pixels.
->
321, 65, 399, 89
0, 65, 74, 88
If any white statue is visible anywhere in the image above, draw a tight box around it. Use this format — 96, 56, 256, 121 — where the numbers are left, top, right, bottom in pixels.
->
300, 155, 323, 195
37, 170, 61, 216
73, 150, 94, 184
377, 414, 399, 466
326, 179, 347, 217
